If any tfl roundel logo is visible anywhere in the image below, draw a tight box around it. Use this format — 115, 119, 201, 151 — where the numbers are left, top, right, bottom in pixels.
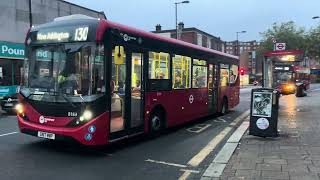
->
39, 116, 45, 124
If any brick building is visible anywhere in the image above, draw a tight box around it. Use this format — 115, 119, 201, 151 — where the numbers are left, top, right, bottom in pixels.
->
225, 40, 262, 83
152, 22, 225, 52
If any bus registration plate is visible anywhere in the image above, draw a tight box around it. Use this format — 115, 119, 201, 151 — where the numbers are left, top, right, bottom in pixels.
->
37, 131, 55, 140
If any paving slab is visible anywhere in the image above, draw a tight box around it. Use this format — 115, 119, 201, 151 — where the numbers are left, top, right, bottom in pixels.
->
220, 88, 320, 180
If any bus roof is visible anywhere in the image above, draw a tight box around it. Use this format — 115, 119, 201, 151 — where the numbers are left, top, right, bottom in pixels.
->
29, 16, 238, 60
97, 19, 239, 60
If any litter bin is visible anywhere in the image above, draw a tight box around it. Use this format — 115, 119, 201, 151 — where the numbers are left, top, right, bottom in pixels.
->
295, 83, 306, 97
249, 88, 279, 137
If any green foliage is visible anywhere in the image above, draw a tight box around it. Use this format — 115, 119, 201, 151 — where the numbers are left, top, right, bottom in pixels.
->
258, 21, 320, 62
306, 25, 320, 59
259, 21, 306, 53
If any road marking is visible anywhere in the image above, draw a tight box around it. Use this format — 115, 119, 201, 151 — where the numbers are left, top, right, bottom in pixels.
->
201, 120, 249, 179
311, 88, 320, 92
179, 169, 200, 180
145, 159, 187, 168
214, 117, 227, 123
186, 124, 211, 133
187, 126, 232, 167
187, 110, 250, 167
0, 132, 18, 137
180, 169, 200, 174
179, 171, 191, 180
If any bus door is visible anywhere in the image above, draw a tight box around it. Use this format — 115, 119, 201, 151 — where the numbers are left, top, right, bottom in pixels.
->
208, 64, 218, 114
109, 45, 145, 141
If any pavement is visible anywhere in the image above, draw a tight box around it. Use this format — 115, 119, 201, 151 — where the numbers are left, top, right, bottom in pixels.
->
214, 83, 320, 180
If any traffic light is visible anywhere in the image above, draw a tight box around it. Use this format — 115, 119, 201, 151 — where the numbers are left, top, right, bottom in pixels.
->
240, 67, 245, 76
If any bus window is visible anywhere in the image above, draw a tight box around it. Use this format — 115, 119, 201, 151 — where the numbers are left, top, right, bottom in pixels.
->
92, 44, 105, 94
148, 52, 170, 79
229, 64, 238, 84
111, 46, 126, 133
220, 64, 230, 87
192, 59, 207, 88
172, 55, 191, 89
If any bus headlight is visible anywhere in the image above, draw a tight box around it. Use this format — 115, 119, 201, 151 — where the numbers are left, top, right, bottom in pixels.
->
80, 110, 93, 122
285, 84, 295, 90
15, 104, 24, 114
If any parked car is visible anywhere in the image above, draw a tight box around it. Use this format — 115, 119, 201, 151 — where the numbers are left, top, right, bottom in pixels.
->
0, 93, 19, 114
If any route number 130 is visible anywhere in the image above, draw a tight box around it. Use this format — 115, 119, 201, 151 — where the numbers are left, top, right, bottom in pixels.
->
74, 27, 89, 41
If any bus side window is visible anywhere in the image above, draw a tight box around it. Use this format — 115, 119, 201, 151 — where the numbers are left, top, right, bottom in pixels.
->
220, 64, 230, 87
229, 64, 238, 85
172, 55, 191, 89
148, 52, 170, 80
192, 59, 207, 88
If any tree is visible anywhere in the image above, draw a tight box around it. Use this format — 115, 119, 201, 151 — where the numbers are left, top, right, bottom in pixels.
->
305, 25, 320, 60
258, 21, 306, 54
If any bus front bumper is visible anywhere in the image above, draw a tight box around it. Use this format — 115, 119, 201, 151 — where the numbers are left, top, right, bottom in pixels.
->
17, 112, 109, 146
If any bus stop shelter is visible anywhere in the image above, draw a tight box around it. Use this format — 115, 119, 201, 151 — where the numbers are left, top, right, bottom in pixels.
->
263, 50, 304, 88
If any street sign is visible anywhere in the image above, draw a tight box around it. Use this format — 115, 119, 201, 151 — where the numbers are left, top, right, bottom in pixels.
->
275, 43, 286, 51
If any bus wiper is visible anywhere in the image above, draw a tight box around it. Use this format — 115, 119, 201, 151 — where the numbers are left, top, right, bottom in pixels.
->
25, 92, 46, 99
58, 92, 76, 108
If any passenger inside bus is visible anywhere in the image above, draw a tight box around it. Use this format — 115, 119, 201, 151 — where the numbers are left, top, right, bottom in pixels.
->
110, 80, 124, 132
117, 81, 125, 96
58, 63, 79, 95
174, 72, 184, 89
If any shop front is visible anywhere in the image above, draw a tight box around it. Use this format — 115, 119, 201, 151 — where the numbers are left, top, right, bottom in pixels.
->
0, 41, 25, 99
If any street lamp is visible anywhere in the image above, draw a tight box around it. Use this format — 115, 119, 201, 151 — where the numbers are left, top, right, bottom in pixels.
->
236, 31, 246, 56
175, 0, 190, 39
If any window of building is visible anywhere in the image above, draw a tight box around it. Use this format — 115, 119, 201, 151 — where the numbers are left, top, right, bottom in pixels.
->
197, 34, 203, 46
207, 38, 211, 49
192, 59, 207, 88
220, 64, 229, 87
149, 52, 170, 79
172, 55, 191, 89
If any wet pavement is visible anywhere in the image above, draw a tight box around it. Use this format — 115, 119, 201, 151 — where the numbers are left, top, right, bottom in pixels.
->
220, 84, 320, 180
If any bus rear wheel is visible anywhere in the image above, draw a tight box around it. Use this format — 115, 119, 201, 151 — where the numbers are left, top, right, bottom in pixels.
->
149, 111, 164, 135
221, 98, 228, 115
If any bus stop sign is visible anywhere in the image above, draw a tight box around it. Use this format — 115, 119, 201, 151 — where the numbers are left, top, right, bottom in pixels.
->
275, 43, 286, 51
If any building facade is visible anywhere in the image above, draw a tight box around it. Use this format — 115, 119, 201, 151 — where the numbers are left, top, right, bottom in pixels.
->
0, 0, 105, 98
225, 40, 262, 84
152, 23, 225, 52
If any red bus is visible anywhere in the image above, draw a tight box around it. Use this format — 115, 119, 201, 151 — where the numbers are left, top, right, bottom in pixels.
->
17, 15, 239, 145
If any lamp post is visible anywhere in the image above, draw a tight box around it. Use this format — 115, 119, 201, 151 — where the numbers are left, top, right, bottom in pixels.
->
175, 0, 190, 39
236, 31, 246, 56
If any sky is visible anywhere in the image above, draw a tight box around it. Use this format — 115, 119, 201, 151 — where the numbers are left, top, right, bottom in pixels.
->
67, 0, 320, 42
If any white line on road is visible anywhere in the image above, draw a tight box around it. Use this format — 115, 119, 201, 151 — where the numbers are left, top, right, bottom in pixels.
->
311, 88, 320, 92
186, 124, 212, 133
145, 159, 187, 168
201, 120, 249, 179
0, 132, 18, 137
187, 110, 249, 167
178, 169, 200, 180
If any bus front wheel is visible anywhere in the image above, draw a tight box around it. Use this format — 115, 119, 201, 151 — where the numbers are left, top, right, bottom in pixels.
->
149, 110, 164, 135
